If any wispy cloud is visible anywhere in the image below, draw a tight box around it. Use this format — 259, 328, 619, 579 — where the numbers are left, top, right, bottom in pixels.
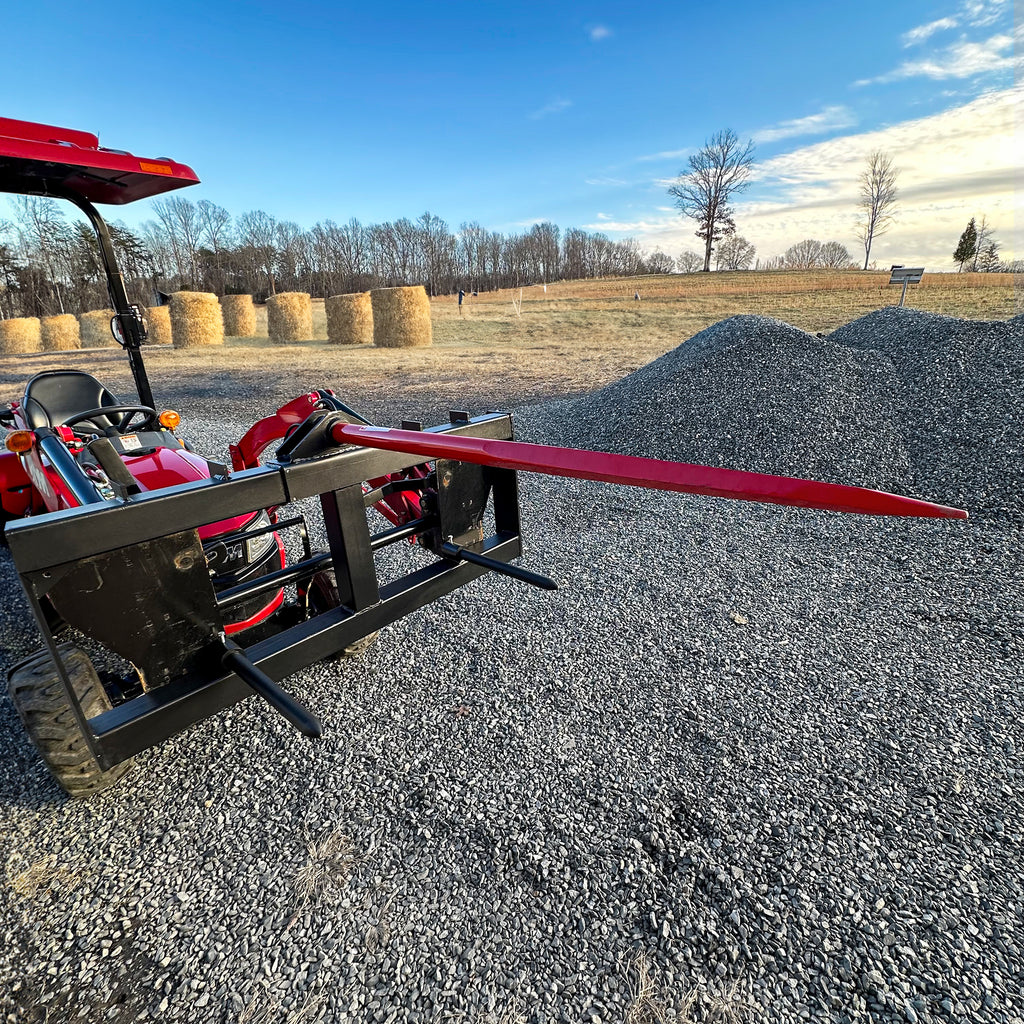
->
962, 0, 1009, 27
633, 148, 689, 164
588, 25, 612, 41
585, 176, 629, 187
752, 105, 857, 144
855, 32, 1014, 84
902, 16, 958, 45
529, 98, 572, 120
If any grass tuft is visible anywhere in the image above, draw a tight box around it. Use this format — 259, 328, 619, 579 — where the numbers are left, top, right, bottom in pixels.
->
293, 828, 356, 907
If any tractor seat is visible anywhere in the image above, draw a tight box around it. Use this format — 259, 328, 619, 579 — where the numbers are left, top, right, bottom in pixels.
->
22, 370, 123, 432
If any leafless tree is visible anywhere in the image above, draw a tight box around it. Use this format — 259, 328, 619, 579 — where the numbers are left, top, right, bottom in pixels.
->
716, 232, 756, 271
151, 196, 204, 288
784, 239, 825, 269
12, 197, 71, 313
677, 250, 703, 274
857, 151, 899, 270
819, 240, 853, 269
667, 129, 755, 272
971, 215, 995, 271
237, 210, 278, 296
644, 250, 676, 274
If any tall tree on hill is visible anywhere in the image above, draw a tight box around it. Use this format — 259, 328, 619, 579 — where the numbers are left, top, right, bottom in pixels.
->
857, 151, 899, 270
953, 218, 977, 271
667, 129, 755, 272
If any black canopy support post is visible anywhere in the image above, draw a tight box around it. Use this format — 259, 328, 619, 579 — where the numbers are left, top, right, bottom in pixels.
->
53, 188, 156, 410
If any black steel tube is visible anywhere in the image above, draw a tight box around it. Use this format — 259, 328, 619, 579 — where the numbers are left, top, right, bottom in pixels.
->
36, 432, 107, 507
440, 541, 557, 590
202, 514, 304, 549
215, 551, 333, 608
220, 643, 322, 738
369, 517, 431, 551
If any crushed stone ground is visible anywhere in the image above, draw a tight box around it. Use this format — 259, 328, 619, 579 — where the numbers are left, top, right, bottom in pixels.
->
0, 308, 1021, 1023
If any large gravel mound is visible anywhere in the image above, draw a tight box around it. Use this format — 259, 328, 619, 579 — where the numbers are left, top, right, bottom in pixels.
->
534, 309, 1022, 519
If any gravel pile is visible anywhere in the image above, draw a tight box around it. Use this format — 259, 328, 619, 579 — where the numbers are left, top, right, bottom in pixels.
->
1, 310, 1021, 1023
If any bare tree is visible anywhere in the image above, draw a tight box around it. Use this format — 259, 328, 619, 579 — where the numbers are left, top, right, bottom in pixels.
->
668, 129, 755, 272
971, 216, 994, 271
677, 250, 703, 274
644, 250, 676, 274
819, 240, 853, 269
716, 232, 756, 271
784, 239, 825, 270
857, 151, 899, 270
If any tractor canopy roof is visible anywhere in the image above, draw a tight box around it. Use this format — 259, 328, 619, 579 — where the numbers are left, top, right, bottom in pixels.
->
0, 117, 199, 204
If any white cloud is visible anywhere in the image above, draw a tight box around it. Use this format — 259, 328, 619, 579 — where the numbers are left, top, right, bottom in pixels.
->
588, 25, 612, 41
627, 87, 1020, 267
752, 106, 857, 144
585, 176, 629, 187
902, 16, 958, 45
962, 0, 1009, 26
856, 32, 1014, 84
633, 148, 689, 164
529, 98, 572, 120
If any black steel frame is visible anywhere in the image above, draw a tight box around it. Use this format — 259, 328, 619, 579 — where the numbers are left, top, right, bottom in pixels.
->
6, 412, 521, 770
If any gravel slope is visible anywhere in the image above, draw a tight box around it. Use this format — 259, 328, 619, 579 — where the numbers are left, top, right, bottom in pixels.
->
1, 309, 1021, 1024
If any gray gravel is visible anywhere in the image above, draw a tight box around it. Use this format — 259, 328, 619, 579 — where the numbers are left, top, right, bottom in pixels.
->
1, 309, 1021, 1023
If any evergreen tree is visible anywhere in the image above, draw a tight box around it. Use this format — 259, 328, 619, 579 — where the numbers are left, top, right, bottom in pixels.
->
953, 218, 977, 271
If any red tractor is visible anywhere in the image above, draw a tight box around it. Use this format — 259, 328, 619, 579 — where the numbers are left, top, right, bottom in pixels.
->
0, 117, 966, 798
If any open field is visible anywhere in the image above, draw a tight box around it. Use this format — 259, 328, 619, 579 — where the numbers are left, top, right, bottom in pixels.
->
0, 272, 1016, 428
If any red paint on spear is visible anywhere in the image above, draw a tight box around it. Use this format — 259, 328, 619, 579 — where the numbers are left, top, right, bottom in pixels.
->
331, 424, 968, 520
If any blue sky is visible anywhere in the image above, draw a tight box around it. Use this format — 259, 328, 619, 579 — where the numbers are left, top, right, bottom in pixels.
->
2, 0, 1018, 266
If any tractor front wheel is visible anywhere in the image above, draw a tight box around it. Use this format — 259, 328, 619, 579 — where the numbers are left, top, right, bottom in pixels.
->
304, 561, 379, 657
9, 644, 132, 798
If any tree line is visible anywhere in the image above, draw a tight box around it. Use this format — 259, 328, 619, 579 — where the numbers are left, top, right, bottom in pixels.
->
0, 197, 675, 319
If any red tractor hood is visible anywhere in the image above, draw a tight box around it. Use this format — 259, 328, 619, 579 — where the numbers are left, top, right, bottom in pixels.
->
124, 446, 256, 539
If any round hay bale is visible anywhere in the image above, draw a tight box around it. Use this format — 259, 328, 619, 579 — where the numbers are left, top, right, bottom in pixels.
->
144, 305, 172, 346
371, 286, 432, 349
266, 292, 313, 343
221, 294, 257, 337
41, 314, 80, 352
79, 309, 117, 348
169, 292, 224, 349
326, 292, 373, 346
0, 317, 42, 355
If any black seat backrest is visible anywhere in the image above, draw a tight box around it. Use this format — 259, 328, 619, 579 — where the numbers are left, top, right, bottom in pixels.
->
23, 370, 121, 432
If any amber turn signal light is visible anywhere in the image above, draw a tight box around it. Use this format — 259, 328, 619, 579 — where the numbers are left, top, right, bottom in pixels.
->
158, 409, 181, 430
4, 430, 35, 454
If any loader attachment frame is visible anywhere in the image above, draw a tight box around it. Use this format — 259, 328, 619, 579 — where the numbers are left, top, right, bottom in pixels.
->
5, 412, 522, 770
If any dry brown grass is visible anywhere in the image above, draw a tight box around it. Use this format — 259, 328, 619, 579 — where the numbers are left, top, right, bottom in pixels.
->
40, 314, 80, 352
326, 291, 373, 345
221, 294, 257, 337
0, 317, 42, 354
79, 309, 116, 348
145, 304, 172, 346
267, 292, 313, 342
372, 285, 432, 348
170, 291, 224, 349
293, 828, 357, 907
2, 273, 1013, 425
5, 852, 81, 903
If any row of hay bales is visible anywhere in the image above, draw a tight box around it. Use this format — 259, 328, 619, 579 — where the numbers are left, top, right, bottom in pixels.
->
0, 286, 432, 354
